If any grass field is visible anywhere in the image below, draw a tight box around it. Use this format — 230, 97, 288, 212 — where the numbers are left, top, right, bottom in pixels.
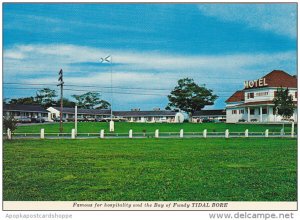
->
15, 122, 296, 133
3, 138, 297, 201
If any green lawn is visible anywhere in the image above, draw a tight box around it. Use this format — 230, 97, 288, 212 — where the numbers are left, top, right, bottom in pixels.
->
3, 138, 297, 201
15, 122, 296, 133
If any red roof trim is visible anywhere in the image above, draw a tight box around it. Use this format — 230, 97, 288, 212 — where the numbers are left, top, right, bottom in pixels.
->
225, 90, 244, 103
244, 70, 297, 90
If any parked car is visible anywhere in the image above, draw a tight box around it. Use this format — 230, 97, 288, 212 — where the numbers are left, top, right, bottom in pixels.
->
17, 117, 32, 123
158, 118, 168, 123
83, 117, 96, 122
238, 119, 246, 122
95, 118, 108, 122
202, 118, 213, 123
31, 117, 45, 123
77, 118, 86, 122
53, 117, 66, 122
112, 117, 127, 122
281, 118, 294, 122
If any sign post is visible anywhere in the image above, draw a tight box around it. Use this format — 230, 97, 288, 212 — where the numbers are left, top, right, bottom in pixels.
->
75, 105, 78, 136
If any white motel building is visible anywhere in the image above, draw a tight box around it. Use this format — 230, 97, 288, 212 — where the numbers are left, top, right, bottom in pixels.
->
226, 70, 297, 123
46, 107, 185, 123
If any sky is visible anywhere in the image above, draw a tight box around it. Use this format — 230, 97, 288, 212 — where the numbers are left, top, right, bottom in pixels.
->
3, 3, 297, 110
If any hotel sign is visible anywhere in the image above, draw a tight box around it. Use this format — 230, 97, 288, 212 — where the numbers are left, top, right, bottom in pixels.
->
244, 78, 268, 89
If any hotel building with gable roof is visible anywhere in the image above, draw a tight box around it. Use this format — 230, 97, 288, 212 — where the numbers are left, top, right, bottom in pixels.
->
226, 70, 297, 123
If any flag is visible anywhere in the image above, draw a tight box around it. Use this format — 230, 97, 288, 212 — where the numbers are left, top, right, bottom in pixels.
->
100, 55, 111, 63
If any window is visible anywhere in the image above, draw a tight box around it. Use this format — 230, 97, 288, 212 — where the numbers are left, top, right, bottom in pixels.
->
250, 109, 255, 115
256, 91, 268, 97
295, 92, 298, 99
247, 93, 254, 99
239, 109, 244, 114
274, 91, 277, 97
232, 110, 237, 114
262, 108, 268, 114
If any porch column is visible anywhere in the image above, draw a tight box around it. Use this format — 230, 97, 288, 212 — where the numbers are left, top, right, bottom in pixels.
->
247, 107, 250, 122
260, 106, 263, 122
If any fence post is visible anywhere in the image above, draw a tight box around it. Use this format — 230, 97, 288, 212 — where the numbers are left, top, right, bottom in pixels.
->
245, 129, 248, 137
155, 129, 159, 138
40, 128, 45, 139
129, 129, 133, 138
110, 120, 115, 132
203, 129, 207, 138
180, 129, 184, 138
280, 128, 284, 137
100, 129, 105, 139
225, 129, 229, 138
71, 129, 76, 139
291, 122, 295, 138
7, 128, 11, 140
265, 129, 269, 138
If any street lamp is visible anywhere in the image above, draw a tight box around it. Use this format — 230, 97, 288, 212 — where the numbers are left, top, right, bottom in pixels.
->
100, 55, 114, 132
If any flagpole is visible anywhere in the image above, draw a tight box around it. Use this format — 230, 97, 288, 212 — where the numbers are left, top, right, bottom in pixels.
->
110, 56, 113, 121
109, 56, 114, 132
100, 55, 114, 132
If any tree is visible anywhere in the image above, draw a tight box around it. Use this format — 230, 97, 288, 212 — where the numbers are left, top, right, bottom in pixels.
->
273, 87, 295, 120
3, 98, 9, 104
95, 100, 111, 109
54, 98, 76, 108
3, 115, 18, 134
166, 78, 218, 118
9, 96, 38, 105
35, 88, 57, 108
72, 92, 111, 109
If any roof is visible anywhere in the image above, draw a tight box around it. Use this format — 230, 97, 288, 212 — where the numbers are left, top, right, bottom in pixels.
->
52, 107, 111, 115
3, 104, 48, 113
113, 110, 179, 117
226, 91, 245, 103
192, 109, 226, 117
245, 70, 297, 90
51, 107, 179, 117
226, 70, 297, 103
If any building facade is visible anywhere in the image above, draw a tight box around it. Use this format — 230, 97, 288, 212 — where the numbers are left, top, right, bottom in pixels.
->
226, 70, 297, 123
191, 110, 226, 123
3, 104, 48, 120
47, 107, 185, 123
114, 110, 184, 123
47, 107, 111, 121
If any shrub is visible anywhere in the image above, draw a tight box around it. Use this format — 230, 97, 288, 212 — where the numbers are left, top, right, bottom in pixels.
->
3, 115, 18, 133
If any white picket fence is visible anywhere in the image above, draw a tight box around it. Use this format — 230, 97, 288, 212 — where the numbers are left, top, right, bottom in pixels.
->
4, 128, 297, 139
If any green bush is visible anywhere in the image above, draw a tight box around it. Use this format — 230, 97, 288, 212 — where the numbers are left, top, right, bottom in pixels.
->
3, 115, 18, 133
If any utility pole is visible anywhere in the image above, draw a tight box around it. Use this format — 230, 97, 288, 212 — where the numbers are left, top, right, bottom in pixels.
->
57, 69, 64, 133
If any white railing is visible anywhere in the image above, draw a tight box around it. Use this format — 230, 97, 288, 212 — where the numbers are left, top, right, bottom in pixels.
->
3, 128, 297, 139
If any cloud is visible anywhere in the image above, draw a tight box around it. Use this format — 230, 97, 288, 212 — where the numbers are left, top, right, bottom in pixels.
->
4, 43, 296, 75
198, 4, 297, 38
3, 43, 297, 109
4, 13, 150, 34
